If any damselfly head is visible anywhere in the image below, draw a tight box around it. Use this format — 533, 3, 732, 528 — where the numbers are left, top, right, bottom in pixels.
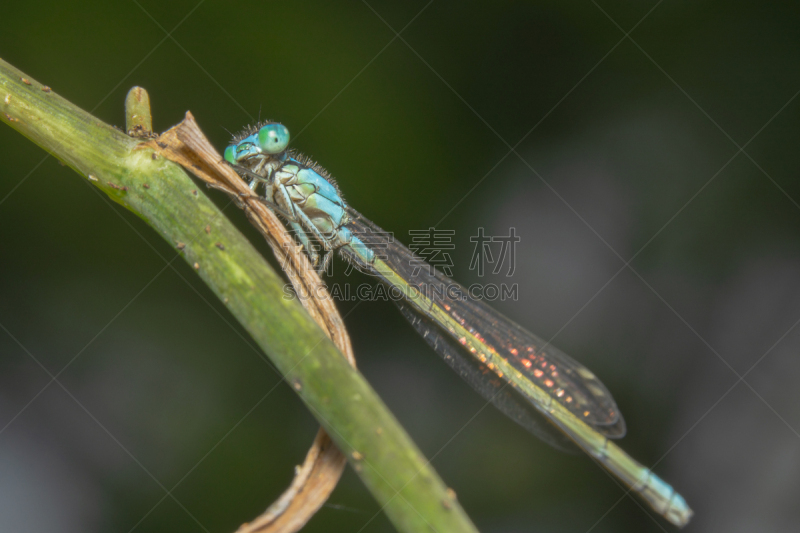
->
224, 122, 290, 164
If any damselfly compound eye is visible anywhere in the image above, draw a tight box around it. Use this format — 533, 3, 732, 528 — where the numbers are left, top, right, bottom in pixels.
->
258, 123, 290, 154
223, 144, 237, 164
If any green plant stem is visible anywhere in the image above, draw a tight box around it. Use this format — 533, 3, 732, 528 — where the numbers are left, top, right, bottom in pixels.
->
124, 86, 154, 136
0, 57, 478, 533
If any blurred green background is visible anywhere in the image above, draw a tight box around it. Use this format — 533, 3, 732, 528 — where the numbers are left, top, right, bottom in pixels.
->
2, 1, 800, 532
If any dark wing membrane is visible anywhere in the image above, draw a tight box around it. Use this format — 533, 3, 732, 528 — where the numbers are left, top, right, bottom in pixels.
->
393, 295, 579, 452
342, 208, 626, 439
